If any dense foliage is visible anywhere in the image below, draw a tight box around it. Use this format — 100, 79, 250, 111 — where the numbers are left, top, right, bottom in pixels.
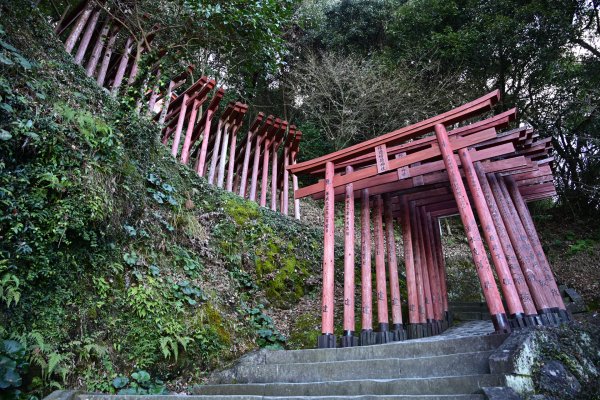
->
284, 0, 600, 215
0, 4, 323, 398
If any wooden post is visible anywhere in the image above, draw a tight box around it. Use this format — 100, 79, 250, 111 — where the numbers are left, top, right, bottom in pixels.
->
147, 70, 161, 115
360, 189, 376, 345
111, 36, 133, 96
474, 162, 539, 324
282, 145, 290, 215
431, 217, 450, 321
270, 143, 279, 210
180, 99, 200, 165
400, 196, 420, 331
249, 137, 261, 202
239, 135, 254, 197
292, 153, 301, 220
373, 195, 392, 343
207, 120, 224, 185
488, 173, 554, 325
158, 81, 175, 126
415, 206, 435, 334
127, 43, 143, 85
423, 211, 443, 327
85, 17, 110, 77
260, 135, 272, 207
342, 166, 357, 347
226, 124, 239, 192
458, 148, 525, 321
195, 109, 213, 176
318, 161, 336, 348
217, 122, 231, 188
495, 175, 560, 325
384, 194, 406, 340
96, 26, 119, 87
434, 123, 510, 333
503, 176, 569, 321
74, 8, 100, 65
64, 2, 93, 54
409, 201, 427, 327
170, 94, 189, 158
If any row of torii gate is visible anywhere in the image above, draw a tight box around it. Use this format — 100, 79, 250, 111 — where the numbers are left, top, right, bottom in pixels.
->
288, 91, 570, 348
55, 0, 302, 217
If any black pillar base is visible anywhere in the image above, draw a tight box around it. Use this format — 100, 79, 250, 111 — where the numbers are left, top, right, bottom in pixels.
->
491, 313, 512, 334
444, 310, 454, 326
522, 314, 538, 327
408, 323, 425, 339
317, 333, 336, 348
391, 324, 407, 341
376, 323, 393, 344
509, 313, 527, 330
341, 331, 358, 347
440, 320, 448, 332
539, 308, 560, 326
424, 322, 433, 337
558, 308, 572, 322
360, 329, 377, 346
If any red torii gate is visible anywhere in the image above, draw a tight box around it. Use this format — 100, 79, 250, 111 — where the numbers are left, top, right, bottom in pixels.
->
288, 91, 569, 348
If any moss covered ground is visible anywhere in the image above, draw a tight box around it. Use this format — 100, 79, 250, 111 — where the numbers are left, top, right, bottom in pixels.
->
0, 4, 324, 396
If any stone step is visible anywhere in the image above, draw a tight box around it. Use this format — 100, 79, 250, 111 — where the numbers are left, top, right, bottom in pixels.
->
193, 374, 506, 397
250, 335, 506, 366
217, 351, 493, 384
75, 395, 486, 400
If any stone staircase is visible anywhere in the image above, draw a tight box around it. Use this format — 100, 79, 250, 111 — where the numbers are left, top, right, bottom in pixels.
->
47, 322, 513, 400
186, 321, 509, 400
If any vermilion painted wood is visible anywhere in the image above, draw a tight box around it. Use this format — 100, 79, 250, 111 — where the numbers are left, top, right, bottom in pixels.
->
193, 90, 224, 176
180, 99, 200, 164
238, 113, 265, 196
321, 162, 336, 335
431, 218, 449, 313
64, 2, 93, 54
399, 196, 419, 324
434, 123, 507, 324
487, 173, 551, 311
343, 166, 355, 333
504, 176, 566, 311
249, 135, 263, 202
373, 195, 390, 325
217, 121, 232, 188
96, 25, 119, 87
409, 201, 427, 323
361, 189, 373, 330
292, 151, 301, 220
170, 93, 190, 157
56, 0, 89, 36
247, 117, 274, 200
458, 148, 524, 316
289, 90, 500, 175
110, 36, 133, 95
421, 209, 443, 321
85, 17, 110, 76
269, 122, 288, 210
497, 177, 558, 310
74, 8, 100, 64
474, 162, 538, 316
282, 142, 290, 215
321, 109, 517, 173
414, 206, 435, 321
207, 119, 225, 185
226, 107, 248, 191
383, 194, 403, 325
157, 81, 175, 126
513, 165, 552, 181
147, 70, 161, 115
303, 128, 498, 201
260, 120, 281, 207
